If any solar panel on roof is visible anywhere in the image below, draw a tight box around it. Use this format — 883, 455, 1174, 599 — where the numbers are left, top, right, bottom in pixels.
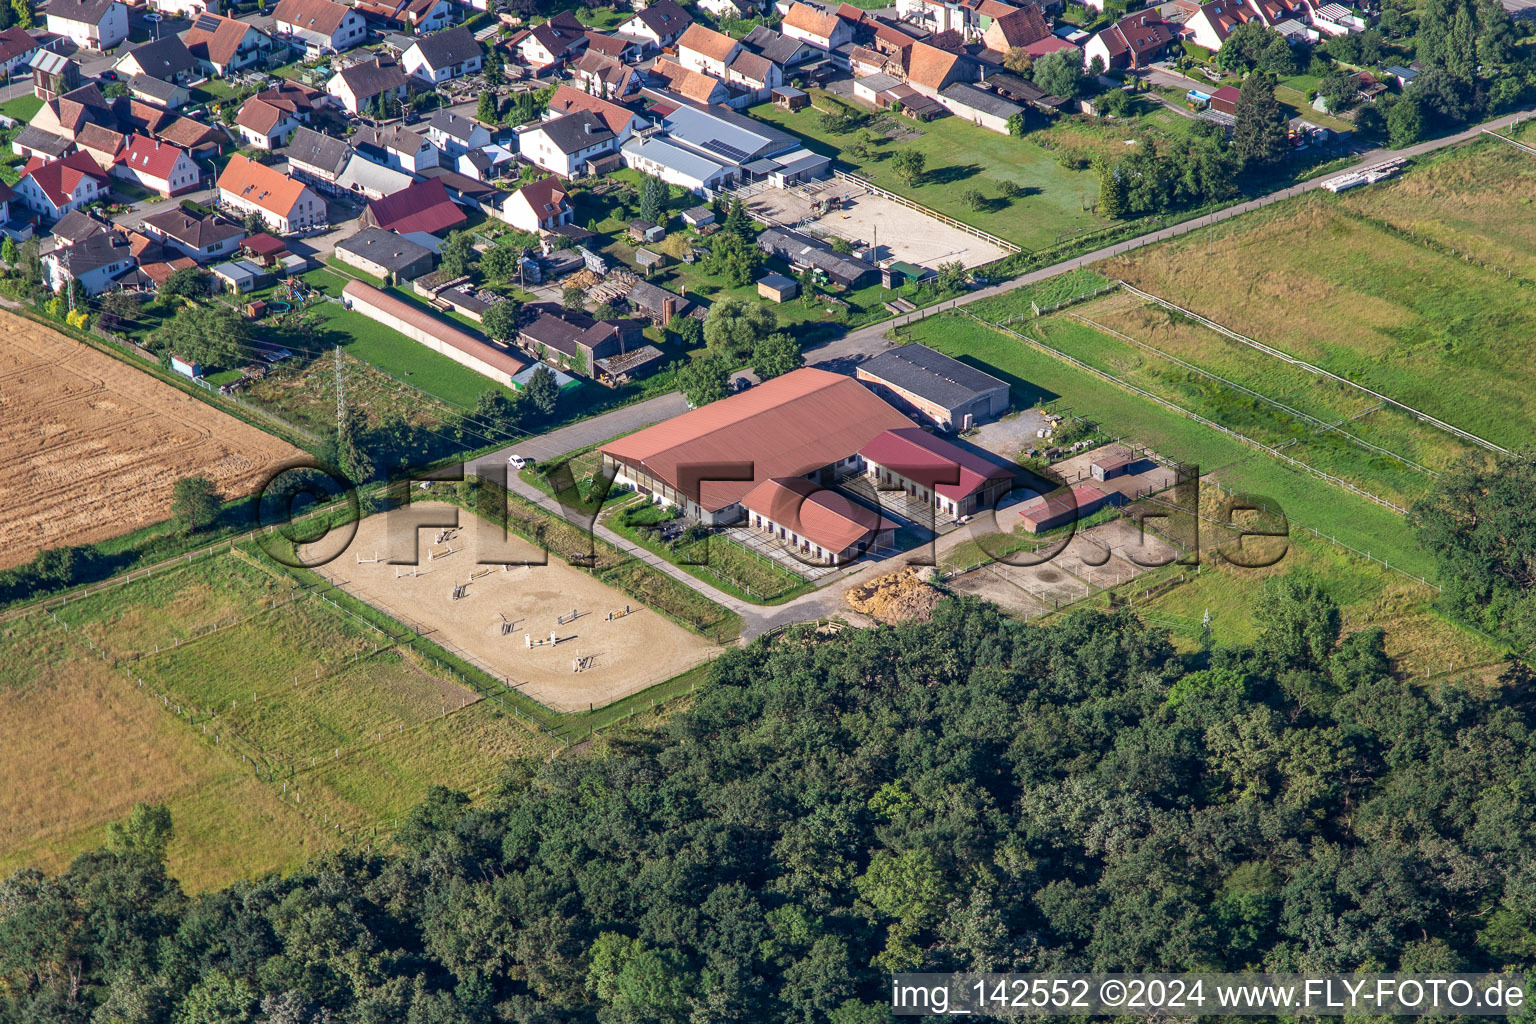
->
193, 13, 221, 31
701, 138, 748, 163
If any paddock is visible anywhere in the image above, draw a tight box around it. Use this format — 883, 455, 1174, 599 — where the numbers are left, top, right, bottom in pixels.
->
302, 505, 715, 712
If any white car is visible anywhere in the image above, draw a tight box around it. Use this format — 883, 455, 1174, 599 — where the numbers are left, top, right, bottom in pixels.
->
507, 455, 531, 470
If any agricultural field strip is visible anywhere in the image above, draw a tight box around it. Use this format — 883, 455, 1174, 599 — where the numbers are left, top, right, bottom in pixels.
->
27, 572, 508, 828
964, 310, 1414, 514
1116, 281, 1510, 456
1060, 309, 1439, 476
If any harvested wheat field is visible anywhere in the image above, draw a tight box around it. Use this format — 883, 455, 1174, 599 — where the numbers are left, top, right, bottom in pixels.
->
0, 312, 302, 569
303, 504, 716, 712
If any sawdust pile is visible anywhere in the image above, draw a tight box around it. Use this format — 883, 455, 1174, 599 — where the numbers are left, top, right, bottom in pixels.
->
565, 269, 604, 291
844, 567, 941, 625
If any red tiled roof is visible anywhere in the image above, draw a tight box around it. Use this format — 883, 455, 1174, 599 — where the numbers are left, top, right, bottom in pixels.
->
342, 280, 528, 377
183, 13, 260, 67
363, 177, 467, 235
217, 153, 310, 216
742, 476, 893, 553
603, 367, 911, 512
515, 175, 569, 217
859, 427, 1012, 501
22, 151, 110, 209
677, 22, 738, 62
545, 84, 638, 135
783, 1, 842, 39
904, 40, 962, 89
116, 134, 190, 180
272, 0, 352, 36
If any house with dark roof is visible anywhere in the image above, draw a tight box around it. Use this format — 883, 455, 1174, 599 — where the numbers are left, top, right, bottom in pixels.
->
757, 227, 878, 289
183, 12, 271, 76
401, 25, 481, 82
45, 0, 128, 50
114, 35, 196, 84
573, 49, 640, 99
41, 230, 135, 295
614, 0, 692, 50
272, 0, 368, 53
326, 57, 409, 115
353, 122, 438, 173
49, 209, 107, 247
0, 26, 40, 77
855, 342, 1010, 430
424, 111, 492, 157
983, 71, 1068, 111
512, 11, 588, 69
1084, 10, 1176, 69
500, 176, 572, 234
334, 227, 436, 281
939, 81, 1023, 131
284, 124, 352, 189
140, 207, 247, 263
515, 302, 650, 380
741, 24, 817, 65
127, 74, 190, 109
360, 177, 467, 235
519, 109, 617, 177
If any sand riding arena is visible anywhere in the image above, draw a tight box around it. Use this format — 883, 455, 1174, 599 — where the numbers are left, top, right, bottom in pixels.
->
303, 506, 715, 712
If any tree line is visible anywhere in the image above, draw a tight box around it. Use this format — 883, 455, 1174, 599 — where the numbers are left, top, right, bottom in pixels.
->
2, 585, 1533, 1023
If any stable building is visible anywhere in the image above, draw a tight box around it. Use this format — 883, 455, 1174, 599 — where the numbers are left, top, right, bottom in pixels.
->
334, 227, 435, 282
342, 279, 528, 387
855, 343, 1010, 430
741, 475, 898, 565
601, 367, 911, 525
858, 427, 1015, 520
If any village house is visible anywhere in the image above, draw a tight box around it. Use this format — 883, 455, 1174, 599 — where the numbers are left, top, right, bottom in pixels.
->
283, 125, 353, 190
781, 2, 855, 50
217, 153, 326, 234
45, 0, 128, 51
182, 12, 272, 76
512, 11, 588, 69
42, 230, 135, 295
0, 26, 41, 78
359, 177, 466, 235
234, 81, 326, 148
401, 25, 482, 83
676, 23, 741, 77
113, 35, 197, 84
573, 50, 640, 98
515, 302, 648, 378
1084, 10, 1177, 69
128, 74, 190, 109
326, 57, 409, 115
271, 0, 368, 54
112, 135, 201, 196
648, 56, 733, 105
519, 110, 617, 177
425, 110, 492, 156
613, 0, 692, 51
353, 123, 438, 173
140, 207, 247, 262
15, 151, 110, 221
499, 175, 573, 234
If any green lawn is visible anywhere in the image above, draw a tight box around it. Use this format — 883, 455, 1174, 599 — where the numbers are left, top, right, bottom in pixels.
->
748, 98, 1113, 251
0, 93, 41, 121
897, 313, 1435, 576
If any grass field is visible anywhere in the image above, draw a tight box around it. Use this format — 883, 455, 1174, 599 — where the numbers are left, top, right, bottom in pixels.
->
0, 93, 41, 121
0, 551, 554, 889
1131, 530, 1506, 688
896, 313, 1435, 577
1031, 297, 1468, 510
748, 99, 1111, 251
1100, 147, 1536, 452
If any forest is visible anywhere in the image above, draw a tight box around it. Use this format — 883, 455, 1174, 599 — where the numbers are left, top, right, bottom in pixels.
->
2, 584, 1534, 1023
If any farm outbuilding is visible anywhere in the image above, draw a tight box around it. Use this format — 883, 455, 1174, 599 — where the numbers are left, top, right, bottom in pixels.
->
1090, 449, 1139, 481
756, 272, 799, 302
855, 343, 1010, 431
341, 280, 528, 388
1015, 484, 1125, 534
